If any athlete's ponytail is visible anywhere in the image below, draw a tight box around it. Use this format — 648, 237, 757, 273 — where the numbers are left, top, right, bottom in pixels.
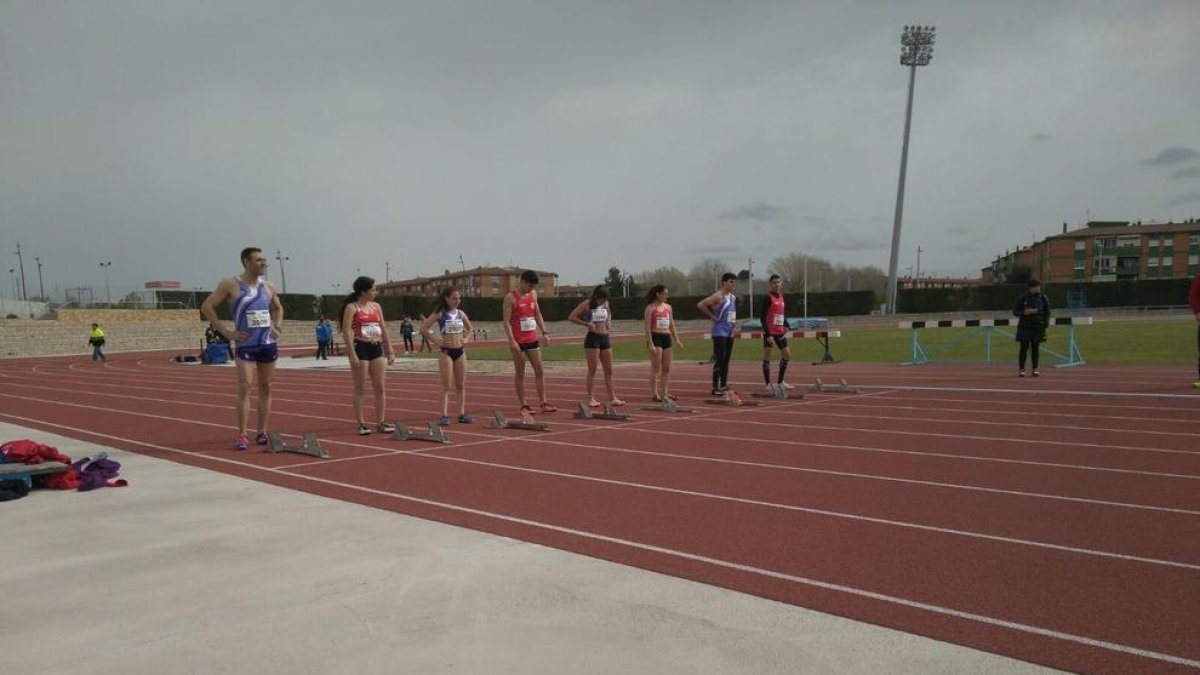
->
589, 285, 609, 309
339, 276, 375, 328
645, 284, 666, 305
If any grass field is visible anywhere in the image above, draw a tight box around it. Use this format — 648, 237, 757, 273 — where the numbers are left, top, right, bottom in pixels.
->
444, 318, 1199, 366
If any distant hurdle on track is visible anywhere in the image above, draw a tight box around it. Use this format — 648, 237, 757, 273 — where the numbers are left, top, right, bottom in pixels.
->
704, 329, 843, 365
898, 316, 1092, 367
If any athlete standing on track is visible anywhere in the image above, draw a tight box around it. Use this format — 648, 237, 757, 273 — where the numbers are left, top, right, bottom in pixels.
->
340, 276, 397, 435
698, 273, 738, 396
568, 285, 625, 408
420, 287, 475, 426
503, 270, 555, 414
758, 274, 795, 391
644, 284, 683, 402
201, 247, 284, 450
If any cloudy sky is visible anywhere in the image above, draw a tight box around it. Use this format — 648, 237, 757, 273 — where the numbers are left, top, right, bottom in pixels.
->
2, 0, 1198, 300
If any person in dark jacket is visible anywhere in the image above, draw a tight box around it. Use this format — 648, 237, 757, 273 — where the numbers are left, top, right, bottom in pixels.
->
1013, 279, 1051, 377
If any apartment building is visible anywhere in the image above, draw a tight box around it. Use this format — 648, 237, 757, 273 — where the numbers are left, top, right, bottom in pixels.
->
983, 220, 1200, 284
376, 266, 558, 298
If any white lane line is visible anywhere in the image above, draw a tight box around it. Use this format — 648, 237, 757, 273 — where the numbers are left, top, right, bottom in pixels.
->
637, 428, 1200, 481
1, 411, 1196, 671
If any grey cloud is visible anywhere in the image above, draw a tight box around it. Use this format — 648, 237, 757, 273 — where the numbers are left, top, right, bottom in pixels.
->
1031, 133, 1050, 142
945, 225, 972, 236
720, 203, 790, 222
1168, 166, 1200, 180
1141, 147, 1199, 166
685, 245, 739, 256
1165, 191, 1200, 207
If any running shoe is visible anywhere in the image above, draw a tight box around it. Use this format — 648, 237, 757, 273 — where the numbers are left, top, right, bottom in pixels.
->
234, 433, 249, 451
458, 414, 475, 424
651, 393, 663, 403
586, 399, 601, 408
1032, 370, 1041, 377
539, 402, 557, 413
356, 424, 371, 436
520, 404, 536, 415
780, 382, 795, 390
609, 398, 626, 407
377, 422, 396, 434
438, 416, 451, 426
255, 432, 270, 446
1018, 370, 1026, 378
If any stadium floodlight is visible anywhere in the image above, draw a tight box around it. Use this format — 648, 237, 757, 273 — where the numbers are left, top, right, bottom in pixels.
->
885, 25, 935, 316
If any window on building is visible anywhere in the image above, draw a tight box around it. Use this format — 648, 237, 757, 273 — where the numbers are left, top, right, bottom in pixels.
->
1147, 257, 1158, 267
1073, 259, 1085, 270
1163, 235, 1174, 247
1074, 239, 1085, 251
1116, 235, 1139, 247
1096, 237, 1117, 249
1189, 234, 1199, 246
1189, 254, 1199, 265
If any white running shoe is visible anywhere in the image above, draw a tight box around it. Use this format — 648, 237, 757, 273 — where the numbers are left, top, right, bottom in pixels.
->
780, 382, 795, 390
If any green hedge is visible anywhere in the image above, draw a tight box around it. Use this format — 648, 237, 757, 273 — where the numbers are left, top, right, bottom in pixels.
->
897, 278, 1193, 313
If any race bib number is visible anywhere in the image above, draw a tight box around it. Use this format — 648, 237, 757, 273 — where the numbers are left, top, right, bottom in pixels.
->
591, 307, 608, 323
360, 322, 382, 339
246, 310, 271, 328
655, 317, 670, 331
443, 319, 464, 335
725, 310, 736, 323
519, 317, 537, 332
772, 314, 785, 326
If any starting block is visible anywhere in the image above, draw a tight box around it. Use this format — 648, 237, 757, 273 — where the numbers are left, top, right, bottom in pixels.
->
490, 409, 551, 432
809, 378, 859, 394
266, 432, 330, 459
389, 421, 450, 444
704, 390, 761, 406
640, 398, 693, 413
751, 383, 804, 400
574, 402, 633, 421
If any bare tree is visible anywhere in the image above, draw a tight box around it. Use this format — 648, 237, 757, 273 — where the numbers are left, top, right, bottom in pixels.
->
634, 266, 689, 294
687, 258, 728, 295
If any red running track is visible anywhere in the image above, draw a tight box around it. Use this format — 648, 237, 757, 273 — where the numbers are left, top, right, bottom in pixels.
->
1, 353, 1198, 674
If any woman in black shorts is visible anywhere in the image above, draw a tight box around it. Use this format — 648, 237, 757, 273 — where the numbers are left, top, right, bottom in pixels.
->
568, 285, 624, 407
644, 284, 684, 402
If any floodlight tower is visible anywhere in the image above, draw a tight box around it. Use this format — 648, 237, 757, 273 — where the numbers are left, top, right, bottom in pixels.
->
885, 25, 935, 316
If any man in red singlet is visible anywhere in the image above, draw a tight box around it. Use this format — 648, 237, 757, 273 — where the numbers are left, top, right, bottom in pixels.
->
503, 270, 555, 413
758, 274, 794, 390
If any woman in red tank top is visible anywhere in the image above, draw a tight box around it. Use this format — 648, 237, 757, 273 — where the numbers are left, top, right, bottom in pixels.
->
503, 270, 555, 414
340, 276, 396, 435
644, 284, 684, 402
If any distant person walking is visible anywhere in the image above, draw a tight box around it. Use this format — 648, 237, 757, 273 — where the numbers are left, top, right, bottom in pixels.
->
418, 314, 433, 353
315, 317, 333, 360
1190, 269, 1200, 388
503, 269, 555, 414
1013, 278, 1051, 377
757, 274, 795, 390
340, 276, 397, 435
568, 285, 625, 408
400, 316, 415, 354
200, 247, 284, 450
87, 323, 107, 363
698, 273, 738, 395
644, 284, 683, 402
420, 287, 475, 426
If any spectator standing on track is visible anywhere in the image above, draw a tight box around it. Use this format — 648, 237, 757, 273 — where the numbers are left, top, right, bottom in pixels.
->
644, 284, 683, 402
420, 287, 475, 426
568, 285, 625, 408
87, 323, 107, 363
315, 317, 333, 360
200, 247, 284, 450
1190, 269, 1200, 388
698, 273, 738, 396
503, 269, 555, 414
1013, 278, 1051, 377
400, 316, 415, 354
758, 274, 795, 391
340, 276, 397, 435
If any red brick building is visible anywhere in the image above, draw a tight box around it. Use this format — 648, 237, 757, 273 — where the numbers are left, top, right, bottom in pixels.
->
377, 266, 558, 298
983, 220, 1200, 284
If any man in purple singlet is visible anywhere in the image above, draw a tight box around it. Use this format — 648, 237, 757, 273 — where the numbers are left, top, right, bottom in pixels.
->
201, 247, 284, 450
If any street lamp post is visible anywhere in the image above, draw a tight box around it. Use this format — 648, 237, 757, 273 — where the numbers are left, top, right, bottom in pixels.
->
747, 257, 754, 319
885, 25, 935, 316
34, 256, 45, 301
99, 261, 113, 305
275, 250, 289, 294
14, 243, 28, 301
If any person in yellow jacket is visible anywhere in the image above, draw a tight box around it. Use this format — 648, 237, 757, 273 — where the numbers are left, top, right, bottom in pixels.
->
88, 323, 107, 363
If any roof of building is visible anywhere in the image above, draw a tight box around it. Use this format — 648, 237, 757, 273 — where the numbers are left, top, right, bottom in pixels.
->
1053, 220, 1200, 238
379, 266, 558, 287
